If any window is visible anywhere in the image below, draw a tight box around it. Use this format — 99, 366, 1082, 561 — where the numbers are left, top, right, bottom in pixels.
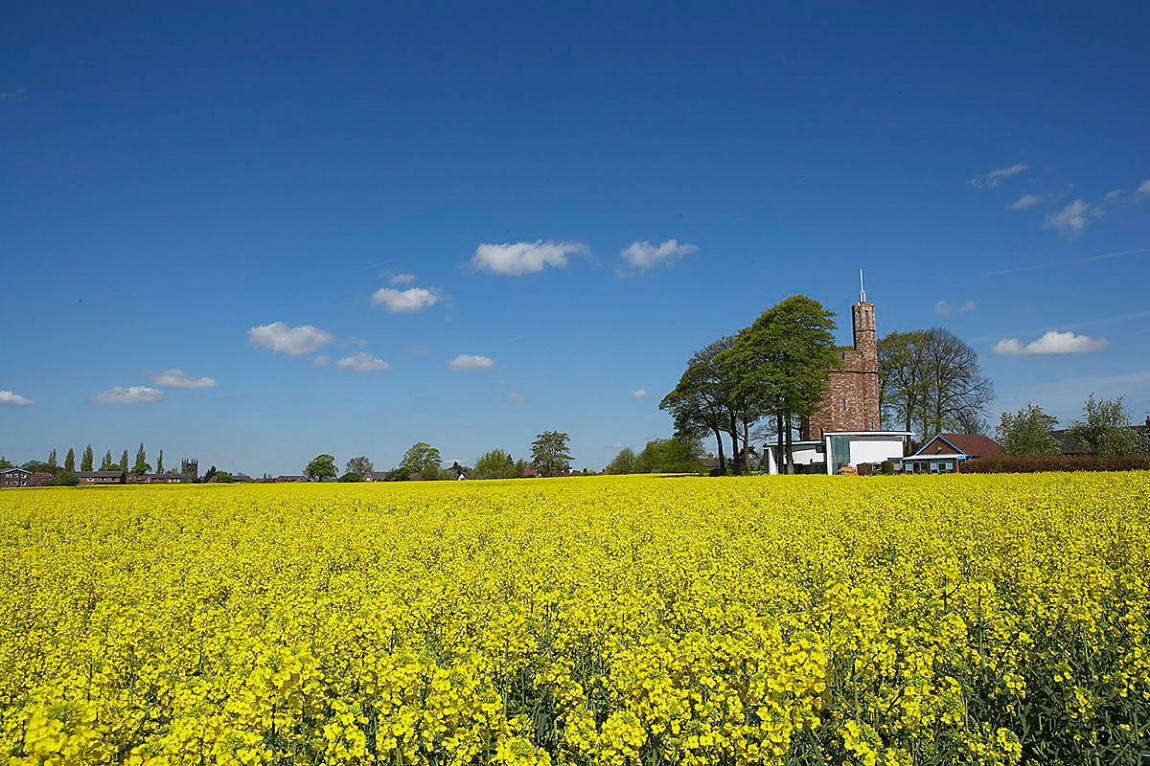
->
829, 435, 852, 473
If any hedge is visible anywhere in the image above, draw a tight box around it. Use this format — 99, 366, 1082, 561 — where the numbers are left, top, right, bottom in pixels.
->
961, 454, 1150, 473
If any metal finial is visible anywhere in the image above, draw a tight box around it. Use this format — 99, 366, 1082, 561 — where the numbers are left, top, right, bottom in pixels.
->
859, 268, 867, 303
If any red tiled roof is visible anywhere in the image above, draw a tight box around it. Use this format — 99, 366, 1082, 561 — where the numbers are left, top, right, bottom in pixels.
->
935, 434, 1003, 457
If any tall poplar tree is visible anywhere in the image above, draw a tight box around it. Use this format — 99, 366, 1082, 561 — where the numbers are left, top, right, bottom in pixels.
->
64, 448, 75, 472
81, 445, 94, 471
132, 443, 150, 475
47, 449, 58, 471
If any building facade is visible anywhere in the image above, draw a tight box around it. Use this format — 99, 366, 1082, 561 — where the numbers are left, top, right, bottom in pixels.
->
802, 297, 881, 440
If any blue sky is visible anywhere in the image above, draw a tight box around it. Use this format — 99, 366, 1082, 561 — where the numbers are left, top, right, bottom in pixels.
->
2, 1, 1148, 474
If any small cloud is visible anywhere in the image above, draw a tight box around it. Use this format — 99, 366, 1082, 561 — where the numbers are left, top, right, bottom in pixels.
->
505, 392, 526, 404
336, 352, 390, 372
620, 239, 699, 269
249, 322, 333, 355
471, 240, 587, 276
449, 354, 495, 371
390, 273, 416, 284
632, 388, 649, 398
970, 163, 1027, 188
935, 300, 977, 317
149, 369, 217, 388
313, 355, 330, 367
1105, 189, 1125, 203
371, 286, 439, 313
0, 390, 33, 406
92, 386, 164, 405
1010, 194, 1043, 210
1137, 179, 1150, 198
993, 330, 1110, 356
1043, 200, 1103, 233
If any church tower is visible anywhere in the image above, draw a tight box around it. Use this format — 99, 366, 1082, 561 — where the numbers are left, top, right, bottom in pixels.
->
802, 274, 882, 440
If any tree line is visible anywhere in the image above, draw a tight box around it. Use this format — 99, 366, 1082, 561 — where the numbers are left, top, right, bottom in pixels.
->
0, 444, 172, 484
997, 395, 1148, 456
301, 430, 581, 482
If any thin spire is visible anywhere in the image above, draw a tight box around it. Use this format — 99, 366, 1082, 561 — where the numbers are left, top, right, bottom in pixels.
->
858, 268, 867, 303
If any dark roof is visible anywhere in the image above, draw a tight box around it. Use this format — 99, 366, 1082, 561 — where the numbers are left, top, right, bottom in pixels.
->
151, 472, 188, 479
75, 471, 124, 478
919, 434, 1003, 457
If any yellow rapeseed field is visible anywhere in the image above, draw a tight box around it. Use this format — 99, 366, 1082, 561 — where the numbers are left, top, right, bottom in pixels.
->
2, 473, 1149, 765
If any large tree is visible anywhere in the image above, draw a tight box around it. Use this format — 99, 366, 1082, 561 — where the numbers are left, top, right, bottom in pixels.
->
604, 447, 638, 475
879, 327, 992, 438
156, 450, 164, 473
400, 443, 442, 479
1067, 395, 1145, 455
635, 437, 706, 474
47, 449, 58, 471
723, 295, 838, 473
473, 449, 517, 479
304, 453, 337, 481
119, 450, 129, 473
531, 431, 572, 477
132, 443, 151, 475
99, 450, 115, 471
64, 448, 75, 473
345, 456, 374, 478
660, 348, 733, 474
997, 404, 1060, 455
81, 445, 94, 472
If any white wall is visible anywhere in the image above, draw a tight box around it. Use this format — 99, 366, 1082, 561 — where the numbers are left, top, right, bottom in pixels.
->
847, 436, 906, 466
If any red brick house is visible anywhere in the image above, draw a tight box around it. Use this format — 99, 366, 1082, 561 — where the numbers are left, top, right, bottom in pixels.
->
75, 471, 125, 485
895, 433, 1002, 473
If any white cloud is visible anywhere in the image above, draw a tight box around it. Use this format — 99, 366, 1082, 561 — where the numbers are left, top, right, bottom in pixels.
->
1105, 189, 1124, 203
935, 300, 977, 317
471, 240, 587, 276
449, 354, 495, 371
249, 322, 333, 355
993, 330, 1110, 356
336, 353, 390, 372
0, 390, 33, 406
505, 392, 525, 404
632, 389, 649, 398
970, 163, 1027, 188
371, 286, 439, 313
1137, 179, 1150, 198
620, 239, 699, 268
92, 386, 164, 405
1010, 194, 1043, 210
313, 355, 330, 367
390, 273, 416, 284
1043, 200, 1102, 233
149, 369, 217, 388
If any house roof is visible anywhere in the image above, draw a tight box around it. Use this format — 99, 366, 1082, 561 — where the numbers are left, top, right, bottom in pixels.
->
75, 471, 124, 478
0, 467, 31, 474
918, 434, 1002, 457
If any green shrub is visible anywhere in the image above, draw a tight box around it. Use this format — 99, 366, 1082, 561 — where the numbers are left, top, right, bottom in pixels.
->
962, 455, 1150, 473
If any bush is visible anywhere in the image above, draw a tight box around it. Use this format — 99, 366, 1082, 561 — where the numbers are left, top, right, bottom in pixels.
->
339, 472, 362, 482
880, 460, 895, 475
962, 454, 1150, 473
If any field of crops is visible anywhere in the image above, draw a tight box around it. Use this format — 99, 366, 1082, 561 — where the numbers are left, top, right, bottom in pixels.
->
2, 474, 1149, 765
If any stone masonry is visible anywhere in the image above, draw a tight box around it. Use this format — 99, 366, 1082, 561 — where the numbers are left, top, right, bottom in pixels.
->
801, 299, 881, 440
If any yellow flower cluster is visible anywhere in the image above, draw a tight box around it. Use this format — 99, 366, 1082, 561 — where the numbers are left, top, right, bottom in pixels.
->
1, 472, 1148, 764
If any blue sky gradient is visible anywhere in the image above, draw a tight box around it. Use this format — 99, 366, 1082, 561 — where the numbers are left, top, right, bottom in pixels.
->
2, 1, 1148, 473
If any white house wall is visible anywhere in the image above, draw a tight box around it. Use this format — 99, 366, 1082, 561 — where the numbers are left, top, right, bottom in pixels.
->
849, 437, 905, 466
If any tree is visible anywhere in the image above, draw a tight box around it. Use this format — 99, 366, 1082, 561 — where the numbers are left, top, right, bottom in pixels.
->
305, 454, 338, 481
156, 450, 164, 473
47, 449, 58, 471
998, 404, 1060, 456
81, 445, 94, 472
119, 450, 129, 472
64, 448, 75, 473
723, 295, 839, 474
400, 443, 441, 479
635, 437, 706, 473
1067, 395, 1144, 456
339, 472, 362, 482
0, 457, 12, 469
99, 449, 114, 471
132, 443, 151, 475
346, 456, 374, 479
604, 447, 638, 475
473, 449, 517, 479
513, 459, 531, 478
531, 431, 572, 477
880, 328, 992, 438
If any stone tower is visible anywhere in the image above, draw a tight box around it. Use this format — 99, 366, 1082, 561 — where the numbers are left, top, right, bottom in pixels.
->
802, 279, 881, 440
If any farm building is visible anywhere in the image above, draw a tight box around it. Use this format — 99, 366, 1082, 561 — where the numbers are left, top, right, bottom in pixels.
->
75, 471, 125, 485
